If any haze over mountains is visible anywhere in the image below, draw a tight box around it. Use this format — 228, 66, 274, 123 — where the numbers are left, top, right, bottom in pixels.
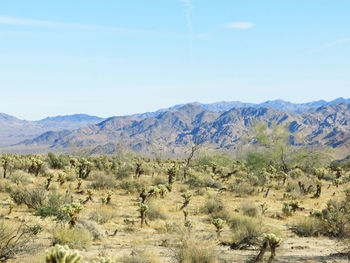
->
1, 98, 350, 157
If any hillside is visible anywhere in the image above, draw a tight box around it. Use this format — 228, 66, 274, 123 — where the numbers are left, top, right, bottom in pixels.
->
7, 102, 350, 157
0, 113, 104, 147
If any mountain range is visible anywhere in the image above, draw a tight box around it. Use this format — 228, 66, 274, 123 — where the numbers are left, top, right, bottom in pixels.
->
1, 98, 350, 158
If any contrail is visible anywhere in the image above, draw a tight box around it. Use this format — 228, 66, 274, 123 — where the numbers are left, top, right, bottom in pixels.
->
180, 0, 194, 52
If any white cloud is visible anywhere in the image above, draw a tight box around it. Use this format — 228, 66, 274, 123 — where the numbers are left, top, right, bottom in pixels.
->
225, 22, 254, 30
309, 37, 350, 54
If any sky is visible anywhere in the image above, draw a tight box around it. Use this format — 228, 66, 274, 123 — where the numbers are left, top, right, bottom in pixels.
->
0, 0, 349, 120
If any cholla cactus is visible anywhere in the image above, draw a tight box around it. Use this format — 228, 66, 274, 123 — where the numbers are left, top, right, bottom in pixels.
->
210, 162, 217, 173
333, 178, 343, 188
61, 203, 84, 227
83, 189, 93, 204
45, 244, 82, 263
139, 203, 149, 228
260, 202, 268, 215
147, 186, 160, 198
106, 190, 114, 204
313, 179, 322, 199
29, 157, 43, 176
93, 258, 114, 263
57, 172, 67, 186
183, 209, 189, 221
46, 173, 55, 190
314, 168, 326, 180
158, 185, 168, 198
282, 200, 301, 216
101, 197, 108, 205
77, 158, 93, 179
212, 218, 226, 238
180, 192, 192, 210
1, 154, 13, 179
266, 234, 282, 262
167, 166, 177, 191
76, 178, 82, 190
135, 161, 144, 178
335, 167, 344, 179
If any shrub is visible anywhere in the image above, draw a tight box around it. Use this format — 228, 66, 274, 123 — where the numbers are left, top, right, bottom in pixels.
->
90, 172, 116, 190
228, 181, 256, 197
240, 201, 259, 217
293, 217, 324, 237
89, 207, 117, 224
0, 220, 37, 261
119, 180, 145, 193
53, 226, 92, 249
147, 201, 168, 221
119, 249, 160, 263
173, 239, 218, 263
230, 215, 264, 249
36, 191, 72, 219
10, 186, 46, 209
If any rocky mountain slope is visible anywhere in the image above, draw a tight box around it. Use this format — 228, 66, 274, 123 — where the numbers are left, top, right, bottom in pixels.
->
6, 102, 350, 157
0, 113, 104, 147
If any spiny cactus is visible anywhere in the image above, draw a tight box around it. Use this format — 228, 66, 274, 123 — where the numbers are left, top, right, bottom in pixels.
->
45, 244, 82, 263
104, 190, 114, 204
61, 203, 83, 227
1, 154, 13, 179
135, 161, 144, 178
310, 208, 323, 218
180, 192, 192, 210
266, 234, 281, 263
83, 189, 93, 204
93, 257, 115, 263
29, 157, 43, 176
57, 172, 67, 186
158, 185, 168, 198
282, 200, 301, 216
260, 202, 268, 215
312, 179, 322, 199
314, 168, 326, 180
46, 173, 55, 190
76, 178, 82, 190
184, 219, 194, 233
252, 234, 281, 263
138, 203, 149, 228
183, 209, 189, 221
333, 178, 343, 188
212, 218, 226, 238
77, 158, 93, 179
167, 166, 177, 191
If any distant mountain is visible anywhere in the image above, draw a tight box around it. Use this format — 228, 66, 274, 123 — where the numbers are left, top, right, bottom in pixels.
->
0, 113, 104, 147
132, 97, 350, 117
8, 102, 350, 158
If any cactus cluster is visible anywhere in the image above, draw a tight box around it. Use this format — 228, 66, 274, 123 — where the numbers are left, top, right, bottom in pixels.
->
45, 244, 82, 263
212, 218, 226, 238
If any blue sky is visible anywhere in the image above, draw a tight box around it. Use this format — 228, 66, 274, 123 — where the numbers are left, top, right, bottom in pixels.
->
0, 0, 349, 120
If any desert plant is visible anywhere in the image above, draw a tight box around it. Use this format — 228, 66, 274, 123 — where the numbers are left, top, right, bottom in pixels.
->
0, 221, 36, 261
77, 158, 92, 179
76, 178, 82, 190
167, 166, 177, 192
61, 203, 84, 227
28, 157, 43, 176
252, 234, 281, 263
212, 218, 225, 238
45, 244, 82, 263
10, 186, 46, 209
46, 173, 55, 190
180, 192, 192, 210
90, 172, 116, 190
53, 226, 92, 249
57, 172, 67, 186
139, 203, 149, 228
1, 154, 13, 179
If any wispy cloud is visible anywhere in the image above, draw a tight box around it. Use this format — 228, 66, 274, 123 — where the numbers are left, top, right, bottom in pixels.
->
309, 37, 350, 54
224, 22, 254, 30
180, 0, 194, 52
0, 15, 169, 37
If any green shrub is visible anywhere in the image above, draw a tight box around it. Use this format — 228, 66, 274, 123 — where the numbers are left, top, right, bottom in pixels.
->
119, 180, 144, 193
293, 217, 324, 237
89, 207, 117, 224
147, 201, 168, 221
90, 172, 116, 190
240, 201, 259, 217
10, 186, 46, 209
53, 226, 92, 249
230, 215, 264, 249
173, 239, 218, 263
36, 191, 72, 220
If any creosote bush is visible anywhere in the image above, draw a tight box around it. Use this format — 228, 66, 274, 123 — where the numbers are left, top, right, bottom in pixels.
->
53, 226, 92, 250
